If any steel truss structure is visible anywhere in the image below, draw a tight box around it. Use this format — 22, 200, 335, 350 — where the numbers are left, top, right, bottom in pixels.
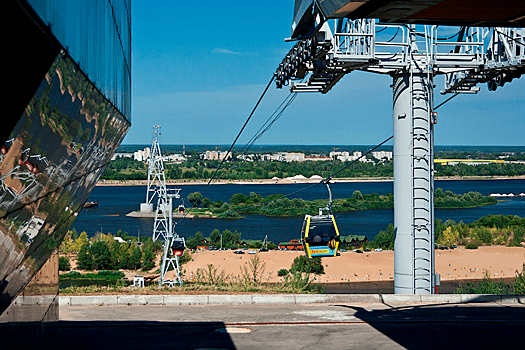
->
146, 125, 167, 208
158, 191, 186, 287
276, 19, 524, 294
146, 126, 185, 286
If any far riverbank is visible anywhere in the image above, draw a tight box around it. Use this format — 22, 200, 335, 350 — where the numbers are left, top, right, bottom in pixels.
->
96, 175, 525, 187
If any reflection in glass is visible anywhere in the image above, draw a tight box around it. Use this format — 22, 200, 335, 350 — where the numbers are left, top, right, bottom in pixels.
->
0, 52, 130, 314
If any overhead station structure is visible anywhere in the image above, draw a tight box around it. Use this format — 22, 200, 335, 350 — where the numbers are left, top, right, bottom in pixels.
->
143, 126, 185, 286
277, 0, 525, 294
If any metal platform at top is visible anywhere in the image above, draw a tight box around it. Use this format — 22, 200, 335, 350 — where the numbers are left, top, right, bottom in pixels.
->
277, 19, 524, 94
291, 0, 525, 40
276, 4, 524, 294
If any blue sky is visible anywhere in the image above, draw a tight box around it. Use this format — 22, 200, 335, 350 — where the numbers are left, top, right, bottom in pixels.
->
127, 1, 525, 147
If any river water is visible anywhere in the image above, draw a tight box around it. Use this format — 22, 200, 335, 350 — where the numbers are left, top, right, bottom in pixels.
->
73, 179, 525, 243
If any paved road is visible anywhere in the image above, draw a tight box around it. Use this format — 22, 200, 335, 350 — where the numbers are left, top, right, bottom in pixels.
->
54, 301, 525, 350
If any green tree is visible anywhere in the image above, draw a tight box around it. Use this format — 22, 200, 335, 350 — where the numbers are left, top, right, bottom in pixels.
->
209, 229, 221, 247
117, 245, 131, 269
187, 192, 203, 207
221, 229, 241, 249
351, 190, 364, 200
91, 240, 112, 270
374, 224, 395, 250
128, 247, 143, 270
76, 243, 93, 270
439, 226, 459, 246
72, 231, 89, 253
230, 193, 247, 205
186, 231, 204, 249
514, 264, 525, 295
141, 247, 156, 271
59, 256, 71, 271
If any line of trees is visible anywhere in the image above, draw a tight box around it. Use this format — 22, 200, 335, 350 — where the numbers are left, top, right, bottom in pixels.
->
187, 189, 496, 218
367, 214, 525, 250
435, 162, 525, 177
59, 229, 162, 272
184, 229, 278, 250
100, 156, 525, 181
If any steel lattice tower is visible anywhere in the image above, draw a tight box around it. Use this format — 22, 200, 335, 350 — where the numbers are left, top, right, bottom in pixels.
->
142, 126, 185, 286
147, 126, 166, 205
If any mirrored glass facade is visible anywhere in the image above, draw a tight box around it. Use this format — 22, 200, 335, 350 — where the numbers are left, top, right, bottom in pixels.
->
27, 0, 131, 121
1, 1, 131, 336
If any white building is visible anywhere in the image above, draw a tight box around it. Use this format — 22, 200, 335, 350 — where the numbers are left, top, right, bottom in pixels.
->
304, 154, 331, 161
283, 152, 305, 162
134, 147, 151, 162
330, 151, 366, 162
371, 151, 393, 161
111, 152, 133, 160
262, 153, 282, 161
203, 150, 232, 161
236, 154, 256, 162
166, 154, 187, 163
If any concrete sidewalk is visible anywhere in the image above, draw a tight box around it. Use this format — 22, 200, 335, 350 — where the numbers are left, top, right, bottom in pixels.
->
55, 299, 525, 350
13, 293, 525, 307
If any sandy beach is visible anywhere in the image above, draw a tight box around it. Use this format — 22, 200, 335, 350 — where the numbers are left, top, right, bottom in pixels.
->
175, 246, 525, 284
96, 175, 525, 187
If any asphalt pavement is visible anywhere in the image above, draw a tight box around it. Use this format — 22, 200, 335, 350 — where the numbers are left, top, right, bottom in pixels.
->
53, 300, 525, 350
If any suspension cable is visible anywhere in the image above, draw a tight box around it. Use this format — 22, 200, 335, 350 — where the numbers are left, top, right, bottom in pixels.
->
176, 74, 275, 225
216, 135, 394, 217
239, 92, 298, 157
434, 92, 459, 110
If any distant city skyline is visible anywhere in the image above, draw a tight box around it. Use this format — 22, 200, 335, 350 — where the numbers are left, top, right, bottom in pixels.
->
127, 1, 524, 147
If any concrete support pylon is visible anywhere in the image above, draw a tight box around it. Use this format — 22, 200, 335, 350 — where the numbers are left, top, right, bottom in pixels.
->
392, 71, 436, 294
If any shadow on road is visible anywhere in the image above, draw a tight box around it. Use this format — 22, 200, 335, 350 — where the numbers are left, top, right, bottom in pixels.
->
335, 296, 525, 349
1, 320, 237, 350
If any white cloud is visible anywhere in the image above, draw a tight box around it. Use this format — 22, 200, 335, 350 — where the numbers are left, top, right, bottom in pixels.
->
212, 47, 242, 55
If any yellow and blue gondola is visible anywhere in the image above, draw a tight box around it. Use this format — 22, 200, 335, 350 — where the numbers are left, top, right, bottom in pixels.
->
302, 213, 340, 258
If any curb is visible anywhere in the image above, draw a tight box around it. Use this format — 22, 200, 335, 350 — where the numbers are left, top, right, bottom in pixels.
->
45, 294, 525, 306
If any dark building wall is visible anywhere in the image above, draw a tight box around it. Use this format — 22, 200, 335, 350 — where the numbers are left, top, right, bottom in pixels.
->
25, 0, 132, 122
1, 0, 131, 327
4, 1, 61, 147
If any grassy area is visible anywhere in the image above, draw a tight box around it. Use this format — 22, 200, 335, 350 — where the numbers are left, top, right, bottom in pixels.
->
60, 270, 126, 280
455, 264, 525, 295
59, 255, 324, 295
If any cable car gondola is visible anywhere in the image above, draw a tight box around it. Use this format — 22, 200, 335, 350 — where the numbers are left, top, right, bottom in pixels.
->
301, 181, 340, 258
170, 237, 186, 257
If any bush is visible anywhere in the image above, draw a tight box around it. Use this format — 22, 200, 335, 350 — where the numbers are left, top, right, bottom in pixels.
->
277, 269, 289, 277
59, 256, 71, 271
62, 271, 81, 278
97, 270, 125, 278
290, 256, 325, 275
456, 271, 513, 294
465, 242, 478, 249
514, 264, 525, 295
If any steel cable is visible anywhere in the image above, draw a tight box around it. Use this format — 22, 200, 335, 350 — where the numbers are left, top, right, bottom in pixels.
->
216, 135, 394, 217
175, 74, 275, 225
